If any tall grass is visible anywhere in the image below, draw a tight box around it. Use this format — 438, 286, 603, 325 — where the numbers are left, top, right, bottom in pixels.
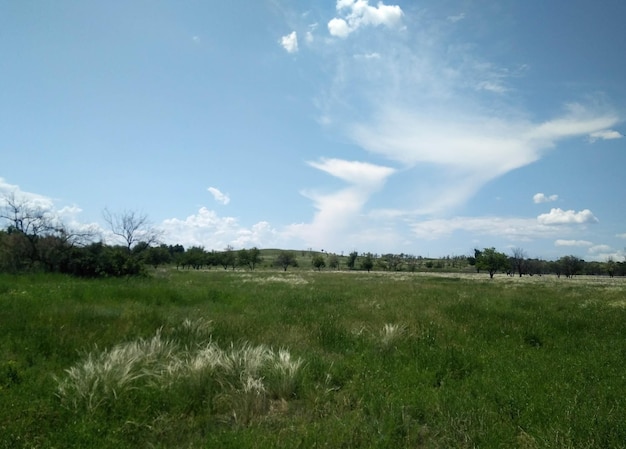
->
54, 320, 304, 424
2, 271, 626, 448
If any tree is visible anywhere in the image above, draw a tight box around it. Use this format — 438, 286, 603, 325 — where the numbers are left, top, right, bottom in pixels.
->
511, 247, 527, 277
312, 254, 326, 271
606, 257, 616, 278
360, 253, 374, 272
144, 245, 172, 269
476, 247, 509, 278
1, 192, 94, 272
328, 254, 340, 270
347, 251, 358, 270
559, 255, 583, 278
103, 208, 161, 251
238, 247, 262, 270
275, 251, 297, 271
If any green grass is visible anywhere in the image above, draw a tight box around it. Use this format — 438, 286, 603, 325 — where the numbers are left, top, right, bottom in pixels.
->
1, 271, 625, 448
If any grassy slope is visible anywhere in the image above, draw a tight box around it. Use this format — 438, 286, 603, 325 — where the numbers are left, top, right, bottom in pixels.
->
1, 271, 625, 448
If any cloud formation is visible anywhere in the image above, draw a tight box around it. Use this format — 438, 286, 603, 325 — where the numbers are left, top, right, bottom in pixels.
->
588, 129, 622, 142
280, 31, 298, 53
286, 158, 395, 249
160, 207, 280, 250
328, 0, 403, 38
533, 193, 558, 204
537, 208, 598, 225
554, 239, 593, 247
207, 187, 230, 205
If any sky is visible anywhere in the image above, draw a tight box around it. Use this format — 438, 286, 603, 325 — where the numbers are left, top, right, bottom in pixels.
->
1, 0, 625, 261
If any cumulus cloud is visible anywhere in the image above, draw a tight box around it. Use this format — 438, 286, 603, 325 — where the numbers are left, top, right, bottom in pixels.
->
280, 31, 298, 53
160, 207, 280, 250
588, 129, 622, 142
537, 208, 598, 225
328, 0, 403, 38
554, 239, 593, 247
207, 187, 230, 205
533, 193, 558, 204
588, 244, 612, 254
617, 233, 626, 239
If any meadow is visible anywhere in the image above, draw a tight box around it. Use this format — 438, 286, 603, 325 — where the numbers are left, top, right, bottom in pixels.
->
1, 269, 625, 448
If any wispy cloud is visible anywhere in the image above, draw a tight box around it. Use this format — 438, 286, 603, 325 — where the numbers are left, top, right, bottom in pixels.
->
411, 216, 561, 241
588, 129, 622, 142
207, 187, 230, 205
285, 158, 395, 249
328, 0, 403, 38
447, 13, 465, 23
304, 5, 621, 217
280, 31, 298, 53
533, 193, 558, 204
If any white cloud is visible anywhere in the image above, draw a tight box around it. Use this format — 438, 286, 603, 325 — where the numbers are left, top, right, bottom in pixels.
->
0, 177, 55, 210
207, 187, 230, 205
617, 233, 626, 239
554, 239, 593, 247
280, 31, 298, 53
307, 158, 395, 187
285, 159, 395, 250
328, 0, 403, 38
411, 216, 560, 241
588, 129, 622, 142
533, 193, 558, 204
312, 3, 622, 215
537, 208, 598, 225
588, 244, 612, 254
447, 13, 465, 23
160, 207, 280, 250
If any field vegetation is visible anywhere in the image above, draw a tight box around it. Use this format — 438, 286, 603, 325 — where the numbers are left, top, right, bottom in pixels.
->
2, 270, 625, 448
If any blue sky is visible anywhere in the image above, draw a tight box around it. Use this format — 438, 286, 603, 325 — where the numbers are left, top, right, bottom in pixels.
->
1, 0, 625, 261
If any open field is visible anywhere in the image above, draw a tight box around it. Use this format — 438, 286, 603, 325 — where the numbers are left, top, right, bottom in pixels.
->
1, 270, 625, 448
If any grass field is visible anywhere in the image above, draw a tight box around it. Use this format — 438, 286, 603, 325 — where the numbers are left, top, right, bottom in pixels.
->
1, 270, 625, 448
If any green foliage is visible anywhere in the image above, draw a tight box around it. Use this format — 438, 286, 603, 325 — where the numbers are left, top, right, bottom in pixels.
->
274, 251, 298, 271
312, 254, 326, 271
347, 250, 358, 269
476, 247, 510, 278
361, 252, 374, 272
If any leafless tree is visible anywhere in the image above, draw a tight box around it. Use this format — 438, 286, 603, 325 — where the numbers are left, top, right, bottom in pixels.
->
102, 208, 161, 251
0, 192, 57, 237
510, 247, 527, 277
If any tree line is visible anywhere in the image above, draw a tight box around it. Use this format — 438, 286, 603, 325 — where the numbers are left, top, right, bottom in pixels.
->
1, 194, 624, 278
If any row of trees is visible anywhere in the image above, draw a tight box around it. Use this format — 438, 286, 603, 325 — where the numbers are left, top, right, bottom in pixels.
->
1, 193, 625, 278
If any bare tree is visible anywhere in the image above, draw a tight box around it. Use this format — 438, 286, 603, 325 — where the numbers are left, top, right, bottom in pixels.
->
511, 247, 527, 277
1, 192, 57, 237
102, 208, 161, 251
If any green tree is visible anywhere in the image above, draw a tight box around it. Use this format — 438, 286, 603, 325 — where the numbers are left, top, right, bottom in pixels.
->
312, 254, 326, 271
275, 251, 298, 271
144, 245, 172, 269
360, 253, 374, 272
328, 254, 340, 270
476, 247, 509, 278
347, 251, 358, 270
238, 247, 262, 270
